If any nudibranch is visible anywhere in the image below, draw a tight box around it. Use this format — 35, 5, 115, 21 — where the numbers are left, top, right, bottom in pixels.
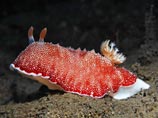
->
10, 26, 150, 100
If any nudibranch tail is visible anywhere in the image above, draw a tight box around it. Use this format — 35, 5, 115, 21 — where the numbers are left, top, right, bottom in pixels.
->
113, 78, 150, 100
28, 26, 35, 44
100, 40, 126, 65
39, 28, 47, 42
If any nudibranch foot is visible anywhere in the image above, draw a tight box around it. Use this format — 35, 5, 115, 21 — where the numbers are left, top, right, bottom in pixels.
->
10, 26, 150, 100
100, 40, 126, 65
10, 64, 64, 91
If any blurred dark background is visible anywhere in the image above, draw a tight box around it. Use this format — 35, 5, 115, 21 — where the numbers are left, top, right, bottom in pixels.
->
0, 0, 157, 52
0, 0, 157, 104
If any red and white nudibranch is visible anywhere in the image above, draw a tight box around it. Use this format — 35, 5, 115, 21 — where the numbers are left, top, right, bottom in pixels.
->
10, 27, 150, 100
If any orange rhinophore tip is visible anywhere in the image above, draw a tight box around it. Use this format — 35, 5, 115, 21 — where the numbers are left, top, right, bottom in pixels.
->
39, 28, 47, 42
28, 26, 34, 44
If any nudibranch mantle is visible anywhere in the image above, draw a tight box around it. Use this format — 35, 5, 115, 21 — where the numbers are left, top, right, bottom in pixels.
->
10, 27, 150, 100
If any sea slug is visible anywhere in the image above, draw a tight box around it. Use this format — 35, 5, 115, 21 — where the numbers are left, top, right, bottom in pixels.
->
10, 27, 150, 99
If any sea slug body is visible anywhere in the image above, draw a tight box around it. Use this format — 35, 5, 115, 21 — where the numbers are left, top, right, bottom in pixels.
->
10, 27, 150, 100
